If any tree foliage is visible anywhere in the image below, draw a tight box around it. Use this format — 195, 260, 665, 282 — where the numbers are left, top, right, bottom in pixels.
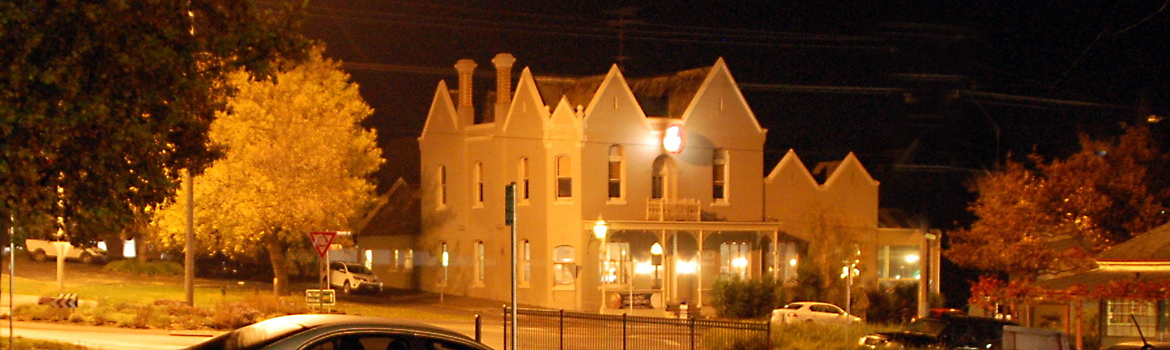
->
946, 125, 1169, 278
151, 48, 383, 294
0, 0, 309, 245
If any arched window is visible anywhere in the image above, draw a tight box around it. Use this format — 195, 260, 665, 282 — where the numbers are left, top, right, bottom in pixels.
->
713, 149, 728, 201
608, 145, 625, 200
553, 245, 576, 286
521, 240, 531, 286
652, 156, 675, 199
473, 162, 484, 205
556, 155, 572, 199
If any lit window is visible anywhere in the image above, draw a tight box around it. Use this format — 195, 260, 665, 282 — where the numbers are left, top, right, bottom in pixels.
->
553, 245, 576, 286
474, 162, 484, 205
405, 250, 413, 270
720, 242, 750, 278
393, 250, 400, 271
608, 145, 624, 199
556, 155, 572, 199
1107, 300, 1157, 337
522, 240, 531, 285
713, 149, 727, 200
519, 157, 530, 201
603, 241, 631, 284
877, 245, 921, 283
364, 250, 373, 270
476, 241, 485, 283
438, 165, 447, 207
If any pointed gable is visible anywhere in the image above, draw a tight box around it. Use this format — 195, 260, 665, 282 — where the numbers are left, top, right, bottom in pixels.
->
823, 152, 879, 188
580, 65, 655, 143
419, 80, 460, 141
678, 58, 766, 144
546, 96, 582, 143
500, 68, 549, 137
766, 150, 819, 188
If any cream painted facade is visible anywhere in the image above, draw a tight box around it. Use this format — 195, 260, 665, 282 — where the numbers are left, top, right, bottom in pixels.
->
416, 53, 938, 316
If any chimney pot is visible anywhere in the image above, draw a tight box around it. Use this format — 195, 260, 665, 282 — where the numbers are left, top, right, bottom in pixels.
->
454, 59, 477, 108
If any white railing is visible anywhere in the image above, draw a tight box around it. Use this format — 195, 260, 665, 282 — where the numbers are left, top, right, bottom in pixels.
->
646, 198, 701, 221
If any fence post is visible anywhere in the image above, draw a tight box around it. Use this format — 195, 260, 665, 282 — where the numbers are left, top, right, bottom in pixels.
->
559, 309, 565, 350
766, 319, 772, 350
690, 317, 695, 350
475, 314, 481, 342
502, 305, 508, 350
623, 313, 628, 350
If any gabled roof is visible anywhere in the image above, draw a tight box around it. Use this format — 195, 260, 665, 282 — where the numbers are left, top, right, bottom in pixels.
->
1097, 222, 1170, 261
533, 66, 711, 118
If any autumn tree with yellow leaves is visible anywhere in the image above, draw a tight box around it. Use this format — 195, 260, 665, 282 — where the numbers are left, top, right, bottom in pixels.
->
153, 48, 383, 294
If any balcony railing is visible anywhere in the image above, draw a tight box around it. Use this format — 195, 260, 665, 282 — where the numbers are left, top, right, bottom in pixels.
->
646, 198, 700, 221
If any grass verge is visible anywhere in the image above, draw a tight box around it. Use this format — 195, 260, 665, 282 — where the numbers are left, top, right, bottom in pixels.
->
1, 336, 93, 350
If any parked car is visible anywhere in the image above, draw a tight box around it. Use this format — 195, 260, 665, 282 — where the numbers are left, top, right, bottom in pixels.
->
859, 313, 1017, 349
771, 301, 862, 325
185, 314, 492, 350
25, 239, 106, 264
1107, 341, 1170, 350
329, 261, 383, 294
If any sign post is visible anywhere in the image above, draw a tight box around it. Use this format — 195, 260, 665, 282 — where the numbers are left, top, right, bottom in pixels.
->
505, 183, 517, 350
309, 231, 337, 313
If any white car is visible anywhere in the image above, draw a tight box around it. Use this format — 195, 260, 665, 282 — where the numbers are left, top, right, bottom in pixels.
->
771, 301, 861, 325
25, 239, 107, 264
328, 261, 383, 294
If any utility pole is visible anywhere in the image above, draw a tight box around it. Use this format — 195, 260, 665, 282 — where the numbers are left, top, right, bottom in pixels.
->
184, 170, 194, 306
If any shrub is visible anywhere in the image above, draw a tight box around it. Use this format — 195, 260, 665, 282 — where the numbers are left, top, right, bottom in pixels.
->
104, 259, 184, 276
709, 275, 783, 319
773, 320, 896, 350
862, 283, 943, 324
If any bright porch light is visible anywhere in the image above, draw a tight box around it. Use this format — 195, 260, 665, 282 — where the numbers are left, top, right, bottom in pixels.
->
676, 260, 696, 274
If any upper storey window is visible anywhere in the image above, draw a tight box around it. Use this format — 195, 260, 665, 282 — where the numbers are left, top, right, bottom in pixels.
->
519, 157, 530, 202
556, 155, 572, 199
713, 149, 728, 201
438, 165, 448, 207
608, 145, 625, 200
474, 162, 484, 206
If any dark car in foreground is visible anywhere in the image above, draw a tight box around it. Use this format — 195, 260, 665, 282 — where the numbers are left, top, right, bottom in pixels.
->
859, 314, 1016, 349
186, 314, 492, 350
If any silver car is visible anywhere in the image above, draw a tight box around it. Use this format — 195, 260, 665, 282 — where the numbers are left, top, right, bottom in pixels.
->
185, 314, 492, 350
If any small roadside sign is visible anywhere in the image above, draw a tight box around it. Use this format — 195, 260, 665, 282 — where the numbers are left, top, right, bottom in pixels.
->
305, 289, 336, 306
309, 231, 337, 258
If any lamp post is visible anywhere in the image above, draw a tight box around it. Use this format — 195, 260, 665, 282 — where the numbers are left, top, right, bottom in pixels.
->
593, 218, 608, 313
651, 242, 663, 289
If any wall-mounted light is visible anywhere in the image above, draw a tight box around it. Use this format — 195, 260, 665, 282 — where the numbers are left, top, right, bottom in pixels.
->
662, 123, 685, 154
905, 254, 920, 263
593, 217, 608, 240
789, 258, 798, 267
676, 260, 697, 274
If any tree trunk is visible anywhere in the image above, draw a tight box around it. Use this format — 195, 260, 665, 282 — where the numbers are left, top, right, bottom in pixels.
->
264, 232, 290, 295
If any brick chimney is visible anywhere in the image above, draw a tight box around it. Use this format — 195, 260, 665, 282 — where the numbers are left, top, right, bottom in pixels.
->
454, 59, 477, 126
492, 53, 516, 121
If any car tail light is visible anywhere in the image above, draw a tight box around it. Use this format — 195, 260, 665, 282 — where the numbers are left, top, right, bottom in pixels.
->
787, 313, 798, 318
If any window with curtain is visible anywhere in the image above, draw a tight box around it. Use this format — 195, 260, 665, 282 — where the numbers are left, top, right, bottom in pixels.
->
556, 155, 572, 199
720, 242, 750, 278
475, 241, 485, 283
522, 240, 531, 285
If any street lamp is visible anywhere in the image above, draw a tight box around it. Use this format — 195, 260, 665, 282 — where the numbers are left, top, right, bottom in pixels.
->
651, 242, 663, 289
593, 217, 608, 312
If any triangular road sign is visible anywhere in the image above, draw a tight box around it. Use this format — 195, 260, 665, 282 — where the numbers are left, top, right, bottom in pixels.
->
309, 231, 337, 258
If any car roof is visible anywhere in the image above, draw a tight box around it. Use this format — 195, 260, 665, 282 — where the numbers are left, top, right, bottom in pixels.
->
256, 314, 473, 341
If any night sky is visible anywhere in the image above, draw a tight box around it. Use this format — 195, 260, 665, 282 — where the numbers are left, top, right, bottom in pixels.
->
291, 0, 1170, 305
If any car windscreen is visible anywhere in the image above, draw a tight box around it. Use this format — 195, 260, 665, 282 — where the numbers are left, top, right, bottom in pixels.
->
900, 318, 948, 336
186, 318, 309, 350
779, 303, 805, 310
346, 264, 373, 275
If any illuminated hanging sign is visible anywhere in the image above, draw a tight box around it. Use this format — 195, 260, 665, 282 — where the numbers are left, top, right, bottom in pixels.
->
662, 123, 685, 154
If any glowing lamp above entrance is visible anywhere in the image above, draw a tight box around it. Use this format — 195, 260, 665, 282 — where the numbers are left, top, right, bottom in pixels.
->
662, 123, 685, 154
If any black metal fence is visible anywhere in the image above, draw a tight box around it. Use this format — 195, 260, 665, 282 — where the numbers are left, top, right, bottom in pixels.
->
501, 307, 771, 350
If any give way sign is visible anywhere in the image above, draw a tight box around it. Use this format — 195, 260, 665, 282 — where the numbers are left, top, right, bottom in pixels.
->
309, 231, 337, 258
